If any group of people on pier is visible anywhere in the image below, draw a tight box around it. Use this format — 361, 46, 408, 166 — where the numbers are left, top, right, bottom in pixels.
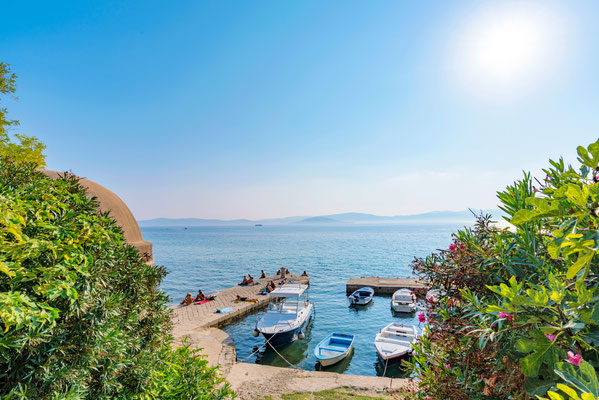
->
179, 268, 309, 306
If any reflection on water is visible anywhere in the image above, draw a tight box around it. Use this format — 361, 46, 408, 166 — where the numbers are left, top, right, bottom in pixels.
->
254, 318, 314, 367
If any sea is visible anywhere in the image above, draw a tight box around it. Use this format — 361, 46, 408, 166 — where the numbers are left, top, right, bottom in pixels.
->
141, 223, 469, 377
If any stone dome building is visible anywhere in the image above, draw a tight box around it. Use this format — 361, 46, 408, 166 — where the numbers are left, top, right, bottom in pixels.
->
41, 170, 153, 264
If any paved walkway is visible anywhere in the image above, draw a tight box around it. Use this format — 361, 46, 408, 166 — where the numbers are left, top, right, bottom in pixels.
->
227, 363, 410, 400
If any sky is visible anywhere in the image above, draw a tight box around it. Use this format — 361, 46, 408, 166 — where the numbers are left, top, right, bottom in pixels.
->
2, 0, 599, 220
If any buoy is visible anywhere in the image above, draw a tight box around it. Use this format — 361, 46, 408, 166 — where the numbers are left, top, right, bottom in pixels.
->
298, 331, 305, 340
252, 329, 259, 337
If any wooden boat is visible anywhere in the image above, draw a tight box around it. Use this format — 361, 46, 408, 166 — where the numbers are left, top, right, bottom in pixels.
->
314, 333, 355, 366
391, 288, 416, 313
374, 323, 418, 361
348, 287, 374, 305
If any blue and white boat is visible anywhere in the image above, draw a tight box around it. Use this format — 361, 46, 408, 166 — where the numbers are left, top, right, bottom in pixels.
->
254, 283, 313, 348
348, 287, 374, 305
314, 333, 355, 366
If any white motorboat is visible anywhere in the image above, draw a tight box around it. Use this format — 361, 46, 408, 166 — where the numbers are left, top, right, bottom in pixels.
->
314, 333, 355, 367
391, 288, 416, 313
348, 287, 374, 305
253, 283, 313, 347
374, 323, 418, 361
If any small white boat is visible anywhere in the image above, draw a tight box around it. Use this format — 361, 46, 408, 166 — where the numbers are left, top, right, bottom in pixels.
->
391, 288, 416, 313
348, 287, 374, 305
314, 333, 355, 366
254, 283, 313, 347
374, 323, 418, 361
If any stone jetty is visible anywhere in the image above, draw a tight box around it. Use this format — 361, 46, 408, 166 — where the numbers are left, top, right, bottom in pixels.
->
346, 277, 428, 294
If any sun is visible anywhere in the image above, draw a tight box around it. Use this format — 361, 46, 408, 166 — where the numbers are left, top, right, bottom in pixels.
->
453, 2, 566, 98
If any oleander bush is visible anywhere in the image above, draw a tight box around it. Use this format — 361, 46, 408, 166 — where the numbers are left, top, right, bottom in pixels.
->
0, 159, 233, 399
406, 140, 599, 399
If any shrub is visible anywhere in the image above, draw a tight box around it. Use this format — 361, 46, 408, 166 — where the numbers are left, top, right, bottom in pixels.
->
406, 140, 599, 399
0, 160, 233, 399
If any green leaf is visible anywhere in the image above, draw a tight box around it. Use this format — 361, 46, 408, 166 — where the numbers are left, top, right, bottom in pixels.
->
567, 252, 594, 280
516, 338, 536, 353
557, 383, 582, 400
565, 185, 588, 207
555, 361, 599, 396
520, 340, 554, 377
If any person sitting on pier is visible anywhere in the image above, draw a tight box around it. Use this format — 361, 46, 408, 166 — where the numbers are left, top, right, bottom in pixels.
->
180, 293, 194, 306
260, 270, 266, 279
194, 290, 206, 302
239, 275, 248, 285
248, 274, 254, 280
268, 280, 276, 290
301, 271, 308, 277
247, 276, 255, 285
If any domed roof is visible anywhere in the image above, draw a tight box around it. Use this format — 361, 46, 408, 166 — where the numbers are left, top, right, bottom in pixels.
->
41, 170, 153, 264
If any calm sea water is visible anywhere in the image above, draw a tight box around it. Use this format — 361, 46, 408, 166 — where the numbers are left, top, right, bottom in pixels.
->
142, 223, 467, 377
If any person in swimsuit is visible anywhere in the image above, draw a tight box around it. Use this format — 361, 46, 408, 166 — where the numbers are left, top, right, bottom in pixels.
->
180, 293, 194, 306
194, 290, 206, 302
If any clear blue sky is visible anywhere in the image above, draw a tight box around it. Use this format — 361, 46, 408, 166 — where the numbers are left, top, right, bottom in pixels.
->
2, 1, 599, 220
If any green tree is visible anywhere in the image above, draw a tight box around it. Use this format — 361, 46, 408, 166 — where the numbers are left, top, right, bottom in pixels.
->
0, 161, 233, 400
0, 62, 46, 167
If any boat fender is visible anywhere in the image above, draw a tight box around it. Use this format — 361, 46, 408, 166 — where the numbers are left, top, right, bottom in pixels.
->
252, 329, 260, 337
298, 331, 305, 340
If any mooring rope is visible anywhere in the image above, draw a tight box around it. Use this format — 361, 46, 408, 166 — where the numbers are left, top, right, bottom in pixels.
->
382, 357, 389, 377
239, 330, 277, 362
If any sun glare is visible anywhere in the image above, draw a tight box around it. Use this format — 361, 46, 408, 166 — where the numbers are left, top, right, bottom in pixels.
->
454, 2, 566, 99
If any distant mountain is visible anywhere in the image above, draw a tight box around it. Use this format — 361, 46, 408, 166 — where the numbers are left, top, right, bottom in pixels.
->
293, 216, 342, 224
138, 209, 504, 227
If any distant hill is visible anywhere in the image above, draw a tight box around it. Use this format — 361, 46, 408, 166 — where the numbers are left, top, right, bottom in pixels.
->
293, 216, 342, 224
138, 209, 504, 227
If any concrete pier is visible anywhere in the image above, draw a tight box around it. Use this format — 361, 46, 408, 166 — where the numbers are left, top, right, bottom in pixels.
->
346, 277, 428, 295
171, 273, 309, 333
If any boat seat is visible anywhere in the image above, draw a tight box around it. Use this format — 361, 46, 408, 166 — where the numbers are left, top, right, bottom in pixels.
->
330, 338, 352, 346
377, 336, 412, 345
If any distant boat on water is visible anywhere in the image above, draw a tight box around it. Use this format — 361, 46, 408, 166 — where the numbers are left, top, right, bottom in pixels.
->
255, 224, 263, 227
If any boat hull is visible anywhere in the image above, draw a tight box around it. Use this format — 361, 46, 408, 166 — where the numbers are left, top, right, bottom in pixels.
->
349, 297, 372, 305
375, 346, 410, 361
319, 350, 350, 367
260, 312, 312, 348
391, 303, 416, 313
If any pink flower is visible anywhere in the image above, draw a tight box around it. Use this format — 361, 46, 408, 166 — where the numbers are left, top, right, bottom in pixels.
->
418, 312, 426, 323
498, 312, 513, 323
427, 296, 434, 302
449, 244, 456, 252
567, 351, 582, 366
445, 364, 451, 370
545, 334, 556, 341
481, 374, 487, 379
426, 396, 431, 400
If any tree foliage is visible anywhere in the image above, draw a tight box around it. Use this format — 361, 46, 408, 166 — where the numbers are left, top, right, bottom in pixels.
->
0, 160, 233, 399
407, 140, 599, 399
0, 62, 46, 167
